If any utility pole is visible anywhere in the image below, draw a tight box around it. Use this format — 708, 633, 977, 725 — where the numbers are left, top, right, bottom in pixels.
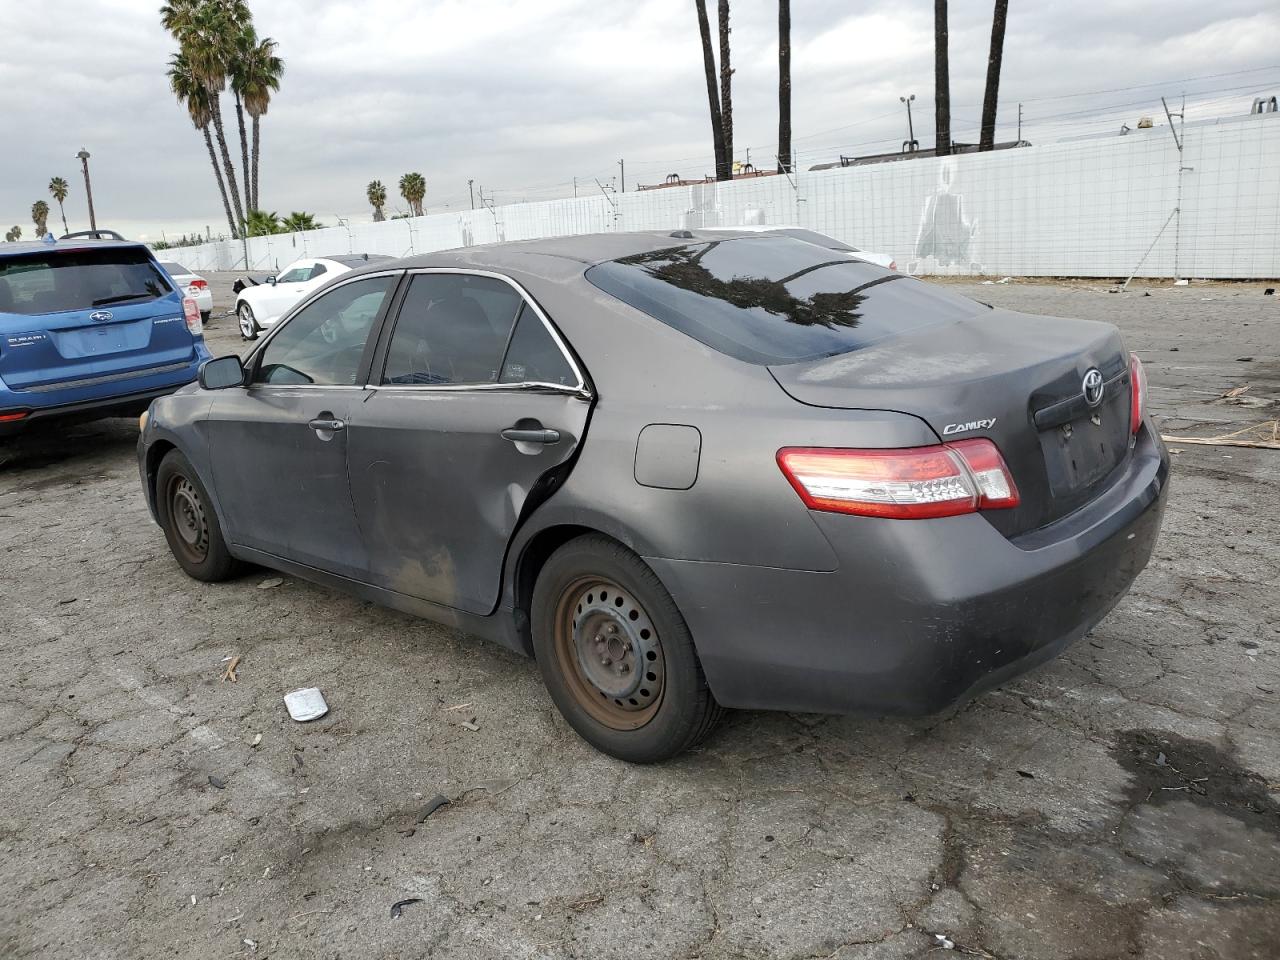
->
900, 95, 918, 152
573, 176, 578, 199
618, 159, 625, 193
76, 147, 97, 231
1017, 103, 1022, 142
468, 179, 475, 210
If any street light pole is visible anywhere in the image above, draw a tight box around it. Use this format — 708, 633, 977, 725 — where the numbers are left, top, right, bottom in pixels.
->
618, 159, 625, 193
899, 96, 918, 153
76, 147, 97, 232
468, 179, 475, 210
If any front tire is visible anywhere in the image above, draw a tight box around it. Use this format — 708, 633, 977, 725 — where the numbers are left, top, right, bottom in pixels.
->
237, 302, 259, 341
155, 450, 241, 582
531, 535, 722, 762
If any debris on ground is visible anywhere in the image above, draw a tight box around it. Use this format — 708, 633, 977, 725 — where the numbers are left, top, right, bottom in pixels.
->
258, 577, 284, 590
415, 794, 451, 822
221, 655, 240, 683
461, 719, 480, 732
468, 778, 518, 795
1218, 384, 1250, 401
934, 933, 956, 950
390, 898, 423, 919
284, 687, 329, 722
1161, 420, 1280, 450
208, 774, 226, 789
250, 733, 262, 748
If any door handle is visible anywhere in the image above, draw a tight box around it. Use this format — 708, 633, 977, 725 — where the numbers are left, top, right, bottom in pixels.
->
501, 426, 560, 444
308, 417, 346, 433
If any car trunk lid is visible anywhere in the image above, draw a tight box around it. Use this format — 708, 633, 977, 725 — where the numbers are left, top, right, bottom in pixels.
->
768, 309, 1132, 534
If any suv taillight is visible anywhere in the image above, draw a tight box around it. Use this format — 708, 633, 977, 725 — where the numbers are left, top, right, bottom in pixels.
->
183, 297, 202, 335
777, 439, 1019, 519
1129, 354, 1146, 435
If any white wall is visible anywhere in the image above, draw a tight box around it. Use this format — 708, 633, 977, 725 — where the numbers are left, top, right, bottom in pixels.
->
164, 112, 1280, 280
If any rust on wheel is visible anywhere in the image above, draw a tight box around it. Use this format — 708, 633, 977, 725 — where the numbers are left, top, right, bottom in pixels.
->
552, 576, 665, 730
167, 474, 210, 565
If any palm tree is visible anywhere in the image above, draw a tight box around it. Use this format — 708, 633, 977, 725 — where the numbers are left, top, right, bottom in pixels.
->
162, 0, 251, 227
233, 30, 283, 210
980, 0, 1009, 151
32, 201, 50, 237
169, 50, 238, 238
718, 0, 733, 175
934, 0, 951, 156
694, 0, 729, 180
399, 173, 426, 217
367, 180, 387, 222
777, 0, 791, 173
244, 208, 282, 236
280, 211, 321, 232
48, 177, 70, 234
4, 226, 21, 242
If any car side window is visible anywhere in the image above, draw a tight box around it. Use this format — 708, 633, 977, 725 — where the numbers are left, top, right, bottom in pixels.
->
253, 276, 394, 386
381, 274, 523, 385
500, 305, 578, 386
308, 263, 328, 281
276, 265, 311, 283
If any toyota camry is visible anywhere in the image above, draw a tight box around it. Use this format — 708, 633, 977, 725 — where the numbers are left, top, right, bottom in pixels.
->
137, 230, 1168, 762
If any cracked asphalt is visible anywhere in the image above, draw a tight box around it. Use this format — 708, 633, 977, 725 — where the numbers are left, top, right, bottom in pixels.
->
2, 276, 1278, 959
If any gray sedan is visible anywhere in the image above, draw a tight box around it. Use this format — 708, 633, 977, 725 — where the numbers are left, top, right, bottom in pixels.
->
137, 231, 1169, 762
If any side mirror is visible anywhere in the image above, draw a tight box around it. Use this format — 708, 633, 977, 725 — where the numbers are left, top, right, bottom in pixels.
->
266, 275, 277, 285
198, 355, 246, 390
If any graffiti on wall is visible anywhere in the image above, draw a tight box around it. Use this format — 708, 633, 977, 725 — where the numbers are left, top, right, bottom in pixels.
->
909, 160, 982, 275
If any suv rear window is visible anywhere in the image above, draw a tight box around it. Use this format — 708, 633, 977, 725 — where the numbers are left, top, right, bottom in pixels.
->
585, 236, 980, 365
0, 248, 172, 316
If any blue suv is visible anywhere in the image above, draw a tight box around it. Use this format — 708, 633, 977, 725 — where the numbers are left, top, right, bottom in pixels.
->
0, 239, 211, 436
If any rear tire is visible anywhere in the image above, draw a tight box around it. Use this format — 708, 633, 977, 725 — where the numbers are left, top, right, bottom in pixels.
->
238, 303, 259, 341
155, 450, 241, 582
200, 310, 211, 323
531, 534, 723, 763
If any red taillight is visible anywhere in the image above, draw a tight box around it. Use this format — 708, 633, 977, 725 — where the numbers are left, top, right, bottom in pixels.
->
0, 410, 30, 422
189, 278, 208, 290
777, 439, 1019, 520
888, 260, 898, 272
1129, 354, 1146, 435
183, 297, 202, 335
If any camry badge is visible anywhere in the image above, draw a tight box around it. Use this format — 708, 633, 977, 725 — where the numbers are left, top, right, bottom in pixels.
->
1082, 368, 1104, 407
89, 310, 113, 322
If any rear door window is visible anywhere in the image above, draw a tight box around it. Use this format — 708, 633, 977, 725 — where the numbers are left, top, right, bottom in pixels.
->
499, 305, 578, 386
585, 236, 981, 365
381, 274, 523, 385
0, 247, 172, 316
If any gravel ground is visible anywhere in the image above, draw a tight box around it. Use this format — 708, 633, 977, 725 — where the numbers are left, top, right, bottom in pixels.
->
2, 275, 1278, 960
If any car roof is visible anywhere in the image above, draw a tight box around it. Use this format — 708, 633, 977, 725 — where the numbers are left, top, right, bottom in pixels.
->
320, 253, 395, 267
341, 231, 745, 285
1, 239, 152, 259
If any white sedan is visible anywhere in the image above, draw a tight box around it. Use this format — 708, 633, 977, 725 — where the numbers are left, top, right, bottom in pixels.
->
235, 254, 390, 340
158, 259, 214, 320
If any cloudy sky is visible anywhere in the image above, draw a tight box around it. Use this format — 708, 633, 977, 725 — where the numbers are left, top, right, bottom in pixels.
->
1, 0, 1277, 241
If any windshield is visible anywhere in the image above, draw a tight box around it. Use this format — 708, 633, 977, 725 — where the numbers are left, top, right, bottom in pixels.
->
585, 236, 981, 364
160, 261, 190, 275
0, 248, 172, 316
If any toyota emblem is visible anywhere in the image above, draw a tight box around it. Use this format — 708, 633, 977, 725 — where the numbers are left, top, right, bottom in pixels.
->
89, 310, 114, 322
1082, 368, 1104, 407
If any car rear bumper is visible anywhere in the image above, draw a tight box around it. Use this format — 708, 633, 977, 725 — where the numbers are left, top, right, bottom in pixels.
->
0, 345, 209, 436
647, 428, 1169, 715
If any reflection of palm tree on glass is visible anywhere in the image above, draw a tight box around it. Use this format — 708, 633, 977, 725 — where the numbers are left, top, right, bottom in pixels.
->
618, 243, 871, 330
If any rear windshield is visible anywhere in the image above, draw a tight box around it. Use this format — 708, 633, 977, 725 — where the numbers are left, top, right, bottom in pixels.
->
0, 248, 173, 316
585, 236, 981, 365
159, 261, 190, 275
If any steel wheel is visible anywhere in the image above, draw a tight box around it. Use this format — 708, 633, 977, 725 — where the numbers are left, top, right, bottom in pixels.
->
552, 576, 666, 731
238, 303, 258, 340
166, 474, 210, 565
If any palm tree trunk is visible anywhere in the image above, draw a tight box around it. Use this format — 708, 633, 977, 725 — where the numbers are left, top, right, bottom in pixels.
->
980, 0, 1009, 151
695, 0, 728, 180
208, 89, 246, 228
251, 114, 261, 211
934, 0, 951, 156
777, 0, 791, 173
718, 0, 733, 177
203, 124, 239, 239
234, 92, 251, 211
57, 201, 68, 234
